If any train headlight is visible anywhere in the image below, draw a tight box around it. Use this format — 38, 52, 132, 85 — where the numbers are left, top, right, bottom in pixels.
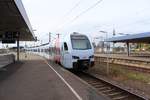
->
72, 56, 79, 59
89, 55, 94, 58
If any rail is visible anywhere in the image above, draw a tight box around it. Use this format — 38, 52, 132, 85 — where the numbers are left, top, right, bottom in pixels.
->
75, 72, 149, 100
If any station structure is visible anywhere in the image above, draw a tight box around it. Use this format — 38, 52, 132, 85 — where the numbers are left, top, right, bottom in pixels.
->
106, 32, 150, 56
0, 0, 36, 61
0, 1, 109, 100
0, 1, 150, 100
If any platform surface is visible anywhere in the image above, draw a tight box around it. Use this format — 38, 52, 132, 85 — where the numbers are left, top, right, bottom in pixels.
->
0, 53, 108, 100
95, 53, 150, 62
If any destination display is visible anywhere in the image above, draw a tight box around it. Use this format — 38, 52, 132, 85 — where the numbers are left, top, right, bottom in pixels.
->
1, 32, 19, 43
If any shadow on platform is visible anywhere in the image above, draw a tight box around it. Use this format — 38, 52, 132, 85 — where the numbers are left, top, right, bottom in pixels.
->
0, 62, 24, 82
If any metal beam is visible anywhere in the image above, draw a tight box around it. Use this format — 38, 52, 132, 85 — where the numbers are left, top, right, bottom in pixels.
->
17, 33, 19, 61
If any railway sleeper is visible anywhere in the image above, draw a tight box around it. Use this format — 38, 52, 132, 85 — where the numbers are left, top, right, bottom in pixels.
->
102, 88, 116, 93
88, 81, 102, 85
81, 76, 93, 80
90, 82, 104, 85
107, 91, 124, 96
97, 86, 110, 91
80, 72, 148, 100
112, 95, 129, 100
84, 80, 96, 83
94, 84, 106, 88
85, 79, 99, 82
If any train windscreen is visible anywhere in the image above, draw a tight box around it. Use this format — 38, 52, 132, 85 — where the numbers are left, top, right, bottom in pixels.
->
71, 35, 91, 50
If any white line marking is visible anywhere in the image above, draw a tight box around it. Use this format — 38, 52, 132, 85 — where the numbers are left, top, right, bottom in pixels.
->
45, 61, 83, 100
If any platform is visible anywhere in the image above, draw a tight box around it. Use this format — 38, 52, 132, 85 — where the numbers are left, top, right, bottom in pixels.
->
95, 53, 150, 62
0, 53, 108, 100
94, 53, 150, 70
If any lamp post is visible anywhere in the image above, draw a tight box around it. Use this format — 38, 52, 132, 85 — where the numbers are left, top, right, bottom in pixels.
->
99, 31, 108, 53
99, 30, 109, 75
93, 36, 103, 52
113, 29, 116, 53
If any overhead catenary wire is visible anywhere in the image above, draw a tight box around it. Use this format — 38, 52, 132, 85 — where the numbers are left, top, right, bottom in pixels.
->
92, 7, 150, 35
115, 8, 150, 31
111, 18, 150, 34
62, 0, 82, 19
56, 0, 103, 32
54, 0, 150, 37
70, 0, 103, 23
54, 0, 83, 32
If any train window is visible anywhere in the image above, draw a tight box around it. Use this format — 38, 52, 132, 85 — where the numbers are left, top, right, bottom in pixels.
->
64, 42, 68, 51
71, 35, 91, 50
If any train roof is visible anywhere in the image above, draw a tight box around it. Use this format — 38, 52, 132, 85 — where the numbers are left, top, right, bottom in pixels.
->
71, 32, 85, 36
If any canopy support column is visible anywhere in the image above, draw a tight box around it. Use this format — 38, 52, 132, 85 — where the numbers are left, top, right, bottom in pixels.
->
16, 33, 20, 61
126, 42, 130, 56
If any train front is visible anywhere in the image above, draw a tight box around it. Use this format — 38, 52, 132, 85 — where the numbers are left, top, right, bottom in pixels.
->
71, 34, 94, 70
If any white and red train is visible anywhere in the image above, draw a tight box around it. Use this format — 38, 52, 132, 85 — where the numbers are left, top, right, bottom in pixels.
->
27, 32, 94, 70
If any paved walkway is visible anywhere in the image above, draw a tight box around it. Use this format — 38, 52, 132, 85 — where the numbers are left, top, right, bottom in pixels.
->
0, 53, 108, 100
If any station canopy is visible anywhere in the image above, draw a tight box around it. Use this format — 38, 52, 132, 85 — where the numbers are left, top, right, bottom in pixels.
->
0, 0, 35, 41
106, 32, 150, 43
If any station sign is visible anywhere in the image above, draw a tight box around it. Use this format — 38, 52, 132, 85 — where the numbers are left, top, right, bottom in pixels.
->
0, 35, 2, 38
2, 39, 16, 43
3, 32, 19, 39
1, 32, 19, 44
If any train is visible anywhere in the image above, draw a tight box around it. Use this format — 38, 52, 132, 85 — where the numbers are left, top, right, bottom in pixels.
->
27, 32, 94, 70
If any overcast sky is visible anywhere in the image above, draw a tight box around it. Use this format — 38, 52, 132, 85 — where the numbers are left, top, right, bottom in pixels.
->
21, 0, 150, 45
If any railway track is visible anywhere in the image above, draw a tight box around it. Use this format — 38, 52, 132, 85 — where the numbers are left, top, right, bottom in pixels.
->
75, 71, 149, 100
120, 64, 150, 73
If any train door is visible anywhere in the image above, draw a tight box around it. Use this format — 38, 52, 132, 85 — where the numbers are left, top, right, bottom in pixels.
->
63, 42, 71, 68
60, 45, 64, 65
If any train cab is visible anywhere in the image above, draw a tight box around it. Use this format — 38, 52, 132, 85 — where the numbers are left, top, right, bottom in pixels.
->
60, 32, 94, 70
